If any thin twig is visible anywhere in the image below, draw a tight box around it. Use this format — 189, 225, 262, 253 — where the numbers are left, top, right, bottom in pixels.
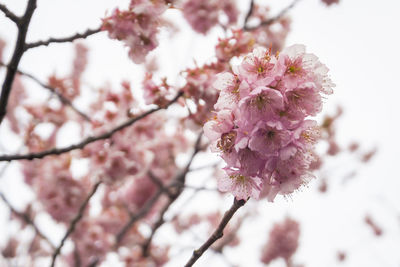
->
50, 181, 102, 267
0, 61, 91, 122
188, 161, 220, 173
184, 198, 246, 267
116, 133, 203, 247
0, 192, 56, 249
183, 184, 218, 192
244, 0, 300, 31
212, 213, 248, 253
141, 134, 204, 255
0, 3, 20, 24
142, 134, 204, 256
0, 0, 37, 126
243, 0, 254, 28
141, 197, 172, 256
115, 188, 164, 244
24, 27, 102, 51
0, 91, 183, 161
148, 171, 174, 198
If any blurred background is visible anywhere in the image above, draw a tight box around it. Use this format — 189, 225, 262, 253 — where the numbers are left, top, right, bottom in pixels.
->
1, 0, 400, 266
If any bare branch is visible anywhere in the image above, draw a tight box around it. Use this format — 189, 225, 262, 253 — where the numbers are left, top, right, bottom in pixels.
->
0, 91, 183, 161
188, 161, 220, 173
0, 3, 20, 24
184, 198, 246, 267
115, 188, 164, 245
243, 0, 254, 28
0, 192, 55, 249
142, 134, 204, 255
0, 61, 91, 122
244, 0, 300, 31
116, 133, 203, 247
212, 214, 247, 253
50, 181, 102, 267
24, 27, 102, 51
0, 0, 37, 126
141, 196, 172, 256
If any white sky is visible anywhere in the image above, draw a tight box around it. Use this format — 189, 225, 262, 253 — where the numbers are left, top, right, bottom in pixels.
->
1, 0, 400, 266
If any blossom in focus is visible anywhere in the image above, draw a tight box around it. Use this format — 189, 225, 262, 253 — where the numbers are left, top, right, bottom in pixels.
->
204, 44, 334, 201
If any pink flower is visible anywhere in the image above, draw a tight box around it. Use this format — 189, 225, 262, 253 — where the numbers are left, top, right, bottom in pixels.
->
215, 30, 255, 62
70, 43, 88, 92
248, 122, 291, 157
182, 0, 238, 34
238, 86, 284, 125
204, 45, 334, 201
234, 47, 275, 84
218, 169, 262, 200
261, 218, 300, 264
102, 1, 169, 63
182, 0, 219, 34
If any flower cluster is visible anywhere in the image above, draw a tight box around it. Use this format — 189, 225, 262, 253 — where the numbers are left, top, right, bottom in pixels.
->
204, 44, 334, 201
261, 217, 300, 264
102, 0, 169, 63
182, 0, 238, 34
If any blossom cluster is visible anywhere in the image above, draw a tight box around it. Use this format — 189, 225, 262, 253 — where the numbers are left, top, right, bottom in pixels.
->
204, 44, 334, 201
261, 217, 300, 264
182, 0, 238, 34
102, 0, 169, 63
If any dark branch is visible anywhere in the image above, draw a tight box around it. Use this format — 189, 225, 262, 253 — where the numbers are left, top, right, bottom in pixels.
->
0, 192, 55, 249
212, 214, 247, 253
115, 188, 164, 245
243, 0, 254, 28
141, 196, 172, 256
0, 3, 20, 24
24, 27, 102, 51
244, 0, 300, 31
0, 61, 91, 122
116, 133, 203, 247
188, 161, 220, 173
184, 198, 246, 267
0, 0, 37, 126
141, 134, 204, 255
0, 91, 183, 161
50, 181, 102, 267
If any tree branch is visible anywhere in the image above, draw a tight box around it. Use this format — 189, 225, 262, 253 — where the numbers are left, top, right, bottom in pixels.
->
116, 133, 203, 247
0, 61, 91, 122
141, 134, 204, 256
141, 196, 172, 256
0, 192, 55, 249
212, 214, 247, 253
0, 91, 183, 161
50, 181, 102, 267
0, 0, 37, 126
115, 188, 164, 245
244, 0, 300, 31
0, 3, 20, 24
243, 0, 254, 28
24, 27, 102, 51
184, 198, 246, 267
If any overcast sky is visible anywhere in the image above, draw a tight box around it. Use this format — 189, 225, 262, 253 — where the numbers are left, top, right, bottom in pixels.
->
1, 0, 400, 266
